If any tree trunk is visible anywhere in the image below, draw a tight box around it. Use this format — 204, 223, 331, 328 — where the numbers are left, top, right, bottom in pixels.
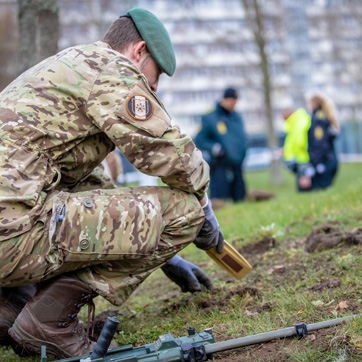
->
241, 0, 283, 184
253, 0, 283, 184
17, 0, 59, 75
352, 106, 361, 154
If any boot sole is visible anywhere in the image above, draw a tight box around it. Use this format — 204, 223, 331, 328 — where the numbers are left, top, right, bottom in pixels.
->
9, 324, 70, 360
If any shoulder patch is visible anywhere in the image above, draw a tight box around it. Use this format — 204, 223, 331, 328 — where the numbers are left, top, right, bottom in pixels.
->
116, 79, 171, 138
127, 94, 153, 121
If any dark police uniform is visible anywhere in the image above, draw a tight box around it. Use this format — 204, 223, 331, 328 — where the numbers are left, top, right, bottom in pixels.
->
195, 102, 247, 201
307, 108, 338, 190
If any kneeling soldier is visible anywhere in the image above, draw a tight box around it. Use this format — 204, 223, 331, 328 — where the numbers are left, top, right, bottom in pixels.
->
0, 8, 224, 359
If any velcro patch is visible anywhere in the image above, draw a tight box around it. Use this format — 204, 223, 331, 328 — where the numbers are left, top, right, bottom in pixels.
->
116, 79, 171, 138
127, 94, 153, 121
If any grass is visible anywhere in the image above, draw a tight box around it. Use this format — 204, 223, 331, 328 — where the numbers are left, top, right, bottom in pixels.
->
2, 162, 362, 361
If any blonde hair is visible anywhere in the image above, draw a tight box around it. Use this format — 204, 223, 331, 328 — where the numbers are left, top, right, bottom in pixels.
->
311, 95, 339, 132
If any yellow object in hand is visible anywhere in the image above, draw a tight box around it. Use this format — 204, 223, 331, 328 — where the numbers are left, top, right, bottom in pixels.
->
206, 240, 252, 280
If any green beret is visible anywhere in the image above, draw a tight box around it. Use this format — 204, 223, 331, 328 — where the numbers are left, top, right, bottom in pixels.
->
127, 8, 176, 77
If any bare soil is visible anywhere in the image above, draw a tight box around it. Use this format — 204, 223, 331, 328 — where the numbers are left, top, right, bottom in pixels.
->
240, 236, 277, 256
247, 189, 276, 202
304, 222, 362, 252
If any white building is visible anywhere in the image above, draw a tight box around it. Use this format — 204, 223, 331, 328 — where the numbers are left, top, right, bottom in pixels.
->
58, 0, 292, 136
1, 0, 362, 145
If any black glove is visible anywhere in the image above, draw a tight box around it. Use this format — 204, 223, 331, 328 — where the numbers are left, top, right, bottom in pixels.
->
194, 199, 224, 254
161, 255, 213, 293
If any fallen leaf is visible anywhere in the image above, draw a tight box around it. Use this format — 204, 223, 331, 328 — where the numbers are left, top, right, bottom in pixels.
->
338, 301, 349, 312
306, 334, 316, 342
245, 309, 258, 317
331, 300, 349, 316
312, 300, 324, 307
267, 265, 286, 275
297, 308, 304, 314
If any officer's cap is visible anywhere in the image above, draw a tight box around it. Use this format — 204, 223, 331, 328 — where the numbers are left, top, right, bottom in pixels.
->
223, 87, 238, 99
123, 8, 176, 77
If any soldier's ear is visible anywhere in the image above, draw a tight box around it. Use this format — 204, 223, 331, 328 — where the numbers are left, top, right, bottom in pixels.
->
132, 41, 147, 63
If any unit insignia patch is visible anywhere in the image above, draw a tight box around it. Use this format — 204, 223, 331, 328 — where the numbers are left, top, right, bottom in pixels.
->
127, 94, 153, 120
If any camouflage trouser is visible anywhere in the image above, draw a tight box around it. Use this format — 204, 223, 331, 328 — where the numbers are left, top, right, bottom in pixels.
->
0, 186, 204, 306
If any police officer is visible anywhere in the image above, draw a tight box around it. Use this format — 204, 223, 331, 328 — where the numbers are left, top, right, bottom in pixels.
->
0, 8, 224, 358
305, 94, 339, 190
282, 95, 339, 192
195, 88, 247, 203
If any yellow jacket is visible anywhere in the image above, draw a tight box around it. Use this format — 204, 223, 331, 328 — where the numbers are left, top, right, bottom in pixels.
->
283, 108, 311, 164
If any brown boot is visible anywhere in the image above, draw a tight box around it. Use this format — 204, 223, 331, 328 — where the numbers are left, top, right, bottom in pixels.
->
9, 276, 97, 359
0, 284, 38, 347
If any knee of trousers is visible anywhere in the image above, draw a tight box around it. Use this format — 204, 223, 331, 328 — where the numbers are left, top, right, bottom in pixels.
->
158, 187, 205, 249
51, 187, 204, 263
52, 190, 164, 264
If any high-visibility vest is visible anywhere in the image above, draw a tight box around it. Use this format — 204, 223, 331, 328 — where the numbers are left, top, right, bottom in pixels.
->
283, 108, 311, 164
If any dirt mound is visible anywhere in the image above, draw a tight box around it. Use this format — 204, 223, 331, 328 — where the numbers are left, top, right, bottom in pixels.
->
309, 278, 341, 291
241, 236, 277, 257
304, 223, 362, 252
247, 189, 276, 202
225, 286, 261, 299
197, 286, 263, 313
167, 286, 262, 313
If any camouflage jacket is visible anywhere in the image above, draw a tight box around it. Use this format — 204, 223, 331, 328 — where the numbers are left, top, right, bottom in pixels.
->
0, 41, 209, 241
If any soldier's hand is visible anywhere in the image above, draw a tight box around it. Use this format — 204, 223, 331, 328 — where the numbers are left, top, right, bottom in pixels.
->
161, 255, 213, 293
194, 199, 224, 254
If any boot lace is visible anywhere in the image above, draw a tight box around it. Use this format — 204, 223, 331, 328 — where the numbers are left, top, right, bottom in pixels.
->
58, 291, 96, 349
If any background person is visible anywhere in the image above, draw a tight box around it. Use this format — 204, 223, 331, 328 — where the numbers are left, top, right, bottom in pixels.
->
282, 107, 311, 191
195, 87, 247, 204
282, 95, 339, 192
0, 8, 224, 359
305, 94, 339, 191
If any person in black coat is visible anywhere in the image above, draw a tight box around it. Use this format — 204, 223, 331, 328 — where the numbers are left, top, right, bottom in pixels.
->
195, 88, 247, 203
299, 94, 339, 191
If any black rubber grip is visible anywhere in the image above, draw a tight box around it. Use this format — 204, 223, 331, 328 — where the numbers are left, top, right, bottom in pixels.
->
91, 316, 119, 360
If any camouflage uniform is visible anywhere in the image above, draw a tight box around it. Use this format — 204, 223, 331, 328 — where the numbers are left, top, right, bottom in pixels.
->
0, 41, 209, 306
